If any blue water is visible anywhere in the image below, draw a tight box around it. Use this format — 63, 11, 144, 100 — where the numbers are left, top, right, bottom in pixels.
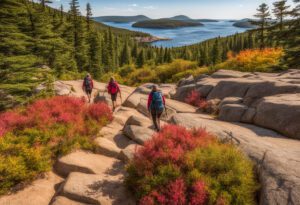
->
102, 21, 249, 48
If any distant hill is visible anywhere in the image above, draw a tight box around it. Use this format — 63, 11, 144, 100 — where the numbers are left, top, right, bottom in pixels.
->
233, 19, 257, 28
197, 19, 219, 22
94, 15, 151, 23
169, 15, 192, 21
132, 19, 203, 29
169, 15, 219, 23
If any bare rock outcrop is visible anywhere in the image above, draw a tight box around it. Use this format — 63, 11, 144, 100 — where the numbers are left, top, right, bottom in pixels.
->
174, 69, 300, 139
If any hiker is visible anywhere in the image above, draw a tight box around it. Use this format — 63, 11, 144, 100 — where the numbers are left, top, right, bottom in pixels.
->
107, 77, 121, 111
147, 85, 166, 132
82, 73, 94, 103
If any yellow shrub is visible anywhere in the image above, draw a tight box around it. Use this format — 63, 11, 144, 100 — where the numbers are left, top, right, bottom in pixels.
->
215, 48, 284, 72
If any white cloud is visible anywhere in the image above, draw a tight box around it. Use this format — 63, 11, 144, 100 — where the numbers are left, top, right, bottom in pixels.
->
131, 4, 138, 7
143, 6, 155, 10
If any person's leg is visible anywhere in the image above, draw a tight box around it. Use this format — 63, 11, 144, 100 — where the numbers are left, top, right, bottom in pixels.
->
151, 110, 159, 131
156, 111, 163, 131
111, 94, 116, 111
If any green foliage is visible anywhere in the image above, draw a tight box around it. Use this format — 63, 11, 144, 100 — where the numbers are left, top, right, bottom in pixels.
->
185, 144, 258, 204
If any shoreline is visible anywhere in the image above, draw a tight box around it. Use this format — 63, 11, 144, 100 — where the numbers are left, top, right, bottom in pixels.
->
134, 36, 171, 43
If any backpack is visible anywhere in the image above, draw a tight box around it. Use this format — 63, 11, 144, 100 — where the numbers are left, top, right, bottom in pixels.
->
150, 91, 164, 112
108, 82, 118, 94
84, 77, 92, 90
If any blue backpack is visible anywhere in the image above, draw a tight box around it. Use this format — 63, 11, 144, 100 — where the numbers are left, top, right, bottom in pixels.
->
150, 91, 164, 112
84, 77, 92, 90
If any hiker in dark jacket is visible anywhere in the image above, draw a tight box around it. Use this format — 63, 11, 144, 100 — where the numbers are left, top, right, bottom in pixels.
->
107, 77, 121, 111
82, 73, 94, 103
147, 85, 166, 132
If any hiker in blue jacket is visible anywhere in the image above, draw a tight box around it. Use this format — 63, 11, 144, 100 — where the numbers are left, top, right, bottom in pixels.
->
147, 85, 166, 132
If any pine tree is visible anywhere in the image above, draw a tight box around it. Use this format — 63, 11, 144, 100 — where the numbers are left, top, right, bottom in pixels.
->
120, 41, 130, 66
60, 4, 64, 23
86, 3, 92, 31
136, 49, 145, 68
252, 3, 271, 49
211, 38, 222, 64
273, 0, 290, 31
285, 0, 300, 67
69, 0, 88, 71
39, 0, 52, 10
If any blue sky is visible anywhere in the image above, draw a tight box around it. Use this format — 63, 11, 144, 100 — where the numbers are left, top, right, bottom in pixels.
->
51, 0, 296, 19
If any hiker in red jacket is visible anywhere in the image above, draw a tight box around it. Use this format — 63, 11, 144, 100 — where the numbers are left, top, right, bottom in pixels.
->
147, 85, 166, 131
107, 77, 121, 111
82, 73, 94, 103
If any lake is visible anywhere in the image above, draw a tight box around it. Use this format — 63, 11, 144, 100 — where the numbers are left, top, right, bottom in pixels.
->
102, 21, 249, 48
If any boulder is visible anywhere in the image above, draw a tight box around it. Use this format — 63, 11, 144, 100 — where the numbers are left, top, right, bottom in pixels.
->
254, 94, 300, 139
178, 75, 195, 87
123, 92, 147, 109
0, 172, 63, 205
61, 172, 135, 205
195, 78, 219, 97
218, 104, 248, 122
34, 83, 47, 93
219, 97, 243, 109
169, 113, 300, 205
201, 99, 221, 114
54, 150, 120, 177
119, 144, 142, 162
123, 125, 155, 145
125, 115, 152, 127
244, 81, 300, 106
51, 196, 90, 205
241, 107, 256, 123
172, 84, 196, 102
94, 137, 121, 159
166, 99, 197, 113
54, 81, 72, 96
207, 79, 259, 100
195, 74, 209, 82
211, 69, 250, 78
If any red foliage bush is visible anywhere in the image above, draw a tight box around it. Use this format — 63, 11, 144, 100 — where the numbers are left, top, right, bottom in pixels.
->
0, 96, 113, 137
126, 124, 257, 205
185, 90, 207, 109
133, 125, 212, 170
86, 102, 113, 122
189, 181, 208, 205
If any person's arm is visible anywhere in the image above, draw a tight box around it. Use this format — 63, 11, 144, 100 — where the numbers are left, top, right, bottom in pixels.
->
162, 95, 166, 106
82, 80, 85, 90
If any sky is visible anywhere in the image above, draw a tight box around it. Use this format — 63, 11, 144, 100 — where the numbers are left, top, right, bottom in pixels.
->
51, 0, 296, 19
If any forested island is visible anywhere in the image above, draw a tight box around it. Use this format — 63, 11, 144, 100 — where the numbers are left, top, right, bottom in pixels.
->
132, 19, 204, 29
93, 15, 150, 23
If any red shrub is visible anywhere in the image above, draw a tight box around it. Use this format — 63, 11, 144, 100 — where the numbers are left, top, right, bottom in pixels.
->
164, 178, 186, 205
86, 102, 113, 122
133, 125, 212, 171
0, 111, 29, 136
185, 90, 207, 109
189, 181, 208, 205
26, 96, 86, 127
0, 96, 113, 137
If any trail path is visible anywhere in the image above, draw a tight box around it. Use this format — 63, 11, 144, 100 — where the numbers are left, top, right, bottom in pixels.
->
0, 80, 299, 205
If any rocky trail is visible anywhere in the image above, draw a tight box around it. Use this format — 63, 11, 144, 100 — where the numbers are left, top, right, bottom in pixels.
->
0, 70, 300, 205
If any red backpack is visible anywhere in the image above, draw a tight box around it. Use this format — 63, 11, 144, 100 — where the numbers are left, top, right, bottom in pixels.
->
108, 82, 119, 94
